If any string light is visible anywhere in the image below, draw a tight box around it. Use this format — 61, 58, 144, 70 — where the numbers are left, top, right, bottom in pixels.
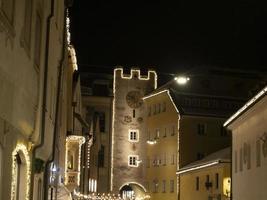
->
10, 143, 31, 200
65, 135, 85, 186
176, 160, 230, 175
111, 68, 158, 191
224, 86, 267, 127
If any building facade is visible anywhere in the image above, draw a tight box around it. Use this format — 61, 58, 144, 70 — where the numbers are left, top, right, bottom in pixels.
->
225, 85, 267, 200
178, 148, 231, 200
0, 0, 70, 199
143, 67, 260, 200
111, 68, 157, 199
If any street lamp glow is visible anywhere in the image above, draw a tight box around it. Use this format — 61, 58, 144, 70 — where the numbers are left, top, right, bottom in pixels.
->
174, 76, 190, 85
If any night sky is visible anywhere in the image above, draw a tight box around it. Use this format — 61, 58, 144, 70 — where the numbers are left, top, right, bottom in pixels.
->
70, 1, 267, 75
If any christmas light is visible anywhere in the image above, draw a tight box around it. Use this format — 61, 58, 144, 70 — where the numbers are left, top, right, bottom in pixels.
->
111, 68, 157, 191
65, 135, 85, 186
10, 143, 31, 200
224, 86, 267, 127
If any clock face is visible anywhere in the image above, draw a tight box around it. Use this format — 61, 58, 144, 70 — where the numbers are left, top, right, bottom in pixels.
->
126, 91, 143, 109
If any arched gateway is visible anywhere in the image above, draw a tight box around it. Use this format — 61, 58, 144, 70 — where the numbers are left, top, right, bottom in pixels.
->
119, 182, 149, 200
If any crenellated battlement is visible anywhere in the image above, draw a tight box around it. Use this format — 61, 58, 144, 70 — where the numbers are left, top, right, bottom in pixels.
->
114, 67, 158, 89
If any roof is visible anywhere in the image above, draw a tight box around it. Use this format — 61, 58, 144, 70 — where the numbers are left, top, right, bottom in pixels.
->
143, 68, 259, 117
224, 85, 267, 127
177, 147, 230, 175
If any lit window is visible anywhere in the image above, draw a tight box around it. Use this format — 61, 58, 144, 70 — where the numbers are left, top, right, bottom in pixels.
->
129, 129, 139, 142
155, 129, 160, 139
153, 180, 159, 193
128, 155, 139, 167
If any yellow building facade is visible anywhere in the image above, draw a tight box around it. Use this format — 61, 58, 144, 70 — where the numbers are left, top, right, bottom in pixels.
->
178, 148, 231, 200
144, 91, 179, 200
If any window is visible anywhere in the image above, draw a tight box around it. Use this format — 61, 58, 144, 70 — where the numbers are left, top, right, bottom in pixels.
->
22, 0, 32, 50
171, 126, 175, 136
145, 181, 150, 192
239, 148, 243, 171
206, 175, 210, 190
133, 109, 135, 118
220, 126, 228, 136
158, 103, 161, 113
162, 153, 167, 166
34, 12, 42, 68
234, 150, 238, 173
162, 180, 166, 193
146, 157, 150, 168
1, 0, 15, 24
170, 180, 174, 193
171, 154, 175, 165
246, 144, 251, 170
162, 102, 166, 112
196, 177, 199, 191
155, 129, 160, 139
153, 180, 159, 193
215, 173, 219, 189
256, 140, 261, 167
147, 131, 151, 140
129, 130, 139, 142
197, 124, 206, 135
128, 155, 138, 167
98, 145, 105, 167
153, 105, 157, 115
148, 106, 151, 116
197, 153, 204, 160
99, 112, 105, 133
163, 128, 167, 137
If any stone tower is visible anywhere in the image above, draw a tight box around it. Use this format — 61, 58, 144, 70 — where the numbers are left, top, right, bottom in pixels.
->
111, 68, 157, 195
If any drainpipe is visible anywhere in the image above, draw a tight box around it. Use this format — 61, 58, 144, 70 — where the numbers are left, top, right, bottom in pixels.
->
43, 3, 68, 200
30, 0, 55, 199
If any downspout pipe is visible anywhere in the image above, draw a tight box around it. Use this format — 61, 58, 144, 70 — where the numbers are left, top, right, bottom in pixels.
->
43, 3, 68, 200
30, 0, 55, 199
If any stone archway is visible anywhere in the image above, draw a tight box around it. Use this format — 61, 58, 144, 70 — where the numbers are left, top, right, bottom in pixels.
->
119, 182, 149, 200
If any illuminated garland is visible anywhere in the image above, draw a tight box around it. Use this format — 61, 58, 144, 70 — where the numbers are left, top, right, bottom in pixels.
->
74, 190, 150, 200
224, 86, 267, 127
65, 135, 85, 185
10, 143, 31, 200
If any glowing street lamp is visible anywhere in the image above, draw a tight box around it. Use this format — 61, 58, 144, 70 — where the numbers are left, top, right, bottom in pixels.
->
174, 76, 190, 85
